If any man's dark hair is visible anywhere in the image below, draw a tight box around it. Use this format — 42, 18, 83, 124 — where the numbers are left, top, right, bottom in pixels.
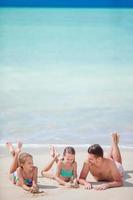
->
88, 144, 103, 157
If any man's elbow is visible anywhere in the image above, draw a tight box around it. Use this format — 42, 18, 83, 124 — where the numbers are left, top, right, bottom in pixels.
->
119, 179, 124, 186
116, 179, 123, 187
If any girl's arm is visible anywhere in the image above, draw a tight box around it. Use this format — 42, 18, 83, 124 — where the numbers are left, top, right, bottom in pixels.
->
16, 167, 32, 191
55, 161, 67, 186
32, 166, 39, 192
16, 167, 38, 193
73, 162, 78, 179
32, 166, 38, 186
78, 162, 92, 189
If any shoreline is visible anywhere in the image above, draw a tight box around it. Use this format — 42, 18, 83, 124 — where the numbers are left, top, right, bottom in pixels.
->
1, 144, 133, 158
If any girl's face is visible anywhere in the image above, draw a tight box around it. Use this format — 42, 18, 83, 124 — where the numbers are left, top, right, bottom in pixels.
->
64, 153, 75, 164
23, 156, 33, 171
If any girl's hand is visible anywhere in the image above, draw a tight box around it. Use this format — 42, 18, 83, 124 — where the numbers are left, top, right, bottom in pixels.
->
71, 179, 79, 188
65, 182, 73, 188
30, 185, 39, 193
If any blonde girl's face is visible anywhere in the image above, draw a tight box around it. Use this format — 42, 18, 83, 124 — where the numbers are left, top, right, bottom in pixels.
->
23, 156, 33, 171
64, 153, 75, 164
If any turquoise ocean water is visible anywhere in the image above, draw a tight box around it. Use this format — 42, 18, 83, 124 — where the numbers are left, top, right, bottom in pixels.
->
0, 8, 133, 147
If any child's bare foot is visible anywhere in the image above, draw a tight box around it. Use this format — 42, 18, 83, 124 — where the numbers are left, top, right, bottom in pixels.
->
50, 146, 60, 162
16, 141, 23, 153
50, 146, 56, 158
6, 142, 15, 156
55, 153, 60, 159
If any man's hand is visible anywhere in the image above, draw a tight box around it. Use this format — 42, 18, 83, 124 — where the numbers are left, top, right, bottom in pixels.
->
84, 182, 92, 189
93, 183, 109, 190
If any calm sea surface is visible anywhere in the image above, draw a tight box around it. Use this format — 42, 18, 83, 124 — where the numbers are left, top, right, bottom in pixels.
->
0, 8, 133, 146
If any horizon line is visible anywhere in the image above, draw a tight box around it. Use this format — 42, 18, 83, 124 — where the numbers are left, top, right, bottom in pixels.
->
0, 0, 133, 8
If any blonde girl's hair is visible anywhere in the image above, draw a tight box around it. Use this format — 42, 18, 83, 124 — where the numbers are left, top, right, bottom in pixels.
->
18, 152, 33, 167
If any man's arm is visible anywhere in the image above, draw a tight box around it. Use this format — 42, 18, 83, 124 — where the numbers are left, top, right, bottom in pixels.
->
105, 167, 123, 189
94, 180, 123, 190
94, 162, 123, 190
78, 162, 92, 189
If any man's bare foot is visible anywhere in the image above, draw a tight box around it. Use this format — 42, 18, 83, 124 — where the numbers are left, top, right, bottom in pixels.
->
112, 132, 118, 145
6, 142, 15, 156
16, 141, 23, 153
116, 133, 120, 144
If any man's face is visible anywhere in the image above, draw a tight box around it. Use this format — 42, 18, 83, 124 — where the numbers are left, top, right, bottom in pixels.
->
88, 153, 98, 165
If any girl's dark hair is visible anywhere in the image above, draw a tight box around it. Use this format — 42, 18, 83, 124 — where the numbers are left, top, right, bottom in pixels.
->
63, 146, 75, 156
88, 144, 103, 157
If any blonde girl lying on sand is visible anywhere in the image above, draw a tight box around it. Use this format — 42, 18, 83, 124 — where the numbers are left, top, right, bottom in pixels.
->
41, 146, 79, 188
6, 142, 39, 193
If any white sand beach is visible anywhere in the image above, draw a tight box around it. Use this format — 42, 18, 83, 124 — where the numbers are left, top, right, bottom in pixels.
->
0, 146, 133, 200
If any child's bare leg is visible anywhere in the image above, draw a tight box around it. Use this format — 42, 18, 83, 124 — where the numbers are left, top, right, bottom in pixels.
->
44, 146, 60, 171
6, 142, 15, 157
110, 133, 122, 164
9, 151, 20, 174
41, 171, 55, 179
16, 141, 23, 151
107, 146, 113, 159
9, 141, 23, 174
41, 166, 55, 179
41, 146, 60, 178
41, 156, 58, 179
42, 156, 56, 172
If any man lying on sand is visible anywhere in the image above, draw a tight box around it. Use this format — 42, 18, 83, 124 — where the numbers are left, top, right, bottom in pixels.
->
79, 133, 124, 190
